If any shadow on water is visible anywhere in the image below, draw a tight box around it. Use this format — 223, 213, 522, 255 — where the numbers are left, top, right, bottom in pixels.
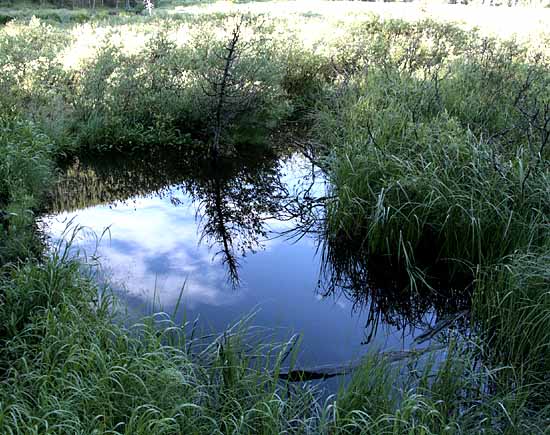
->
45, 146, 470, 367
319, 226, 473, 343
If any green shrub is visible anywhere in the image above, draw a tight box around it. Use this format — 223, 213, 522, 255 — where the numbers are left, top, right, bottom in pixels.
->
0, 18, 70, 118
0, 117, 55, 262
316, 26, 550, 280
67, 16, 292, 152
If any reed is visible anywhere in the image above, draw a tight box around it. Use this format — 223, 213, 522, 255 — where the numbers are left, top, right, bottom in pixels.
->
0, 8, 548, 434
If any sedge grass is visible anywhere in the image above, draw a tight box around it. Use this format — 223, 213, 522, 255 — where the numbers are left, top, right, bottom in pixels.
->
0, 9, 548, 434
0, 237, 548, 434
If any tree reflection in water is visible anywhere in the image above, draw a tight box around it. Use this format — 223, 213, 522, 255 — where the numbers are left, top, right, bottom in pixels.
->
49, 147, 471, 342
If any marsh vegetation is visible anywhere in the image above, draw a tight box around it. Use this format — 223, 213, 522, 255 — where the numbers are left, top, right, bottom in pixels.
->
0, 1, 549, 433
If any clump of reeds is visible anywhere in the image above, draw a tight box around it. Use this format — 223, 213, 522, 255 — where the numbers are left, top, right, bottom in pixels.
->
318, 21, 549, 281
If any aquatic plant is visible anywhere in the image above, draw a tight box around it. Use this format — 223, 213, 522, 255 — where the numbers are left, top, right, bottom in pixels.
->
313, 18, 550, 424
317, 27, 550, 279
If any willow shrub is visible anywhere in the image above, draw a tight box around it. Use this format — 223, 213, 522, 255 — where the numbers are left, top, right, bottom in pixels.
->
69, 15, 293, 152
0, 18, 70, 116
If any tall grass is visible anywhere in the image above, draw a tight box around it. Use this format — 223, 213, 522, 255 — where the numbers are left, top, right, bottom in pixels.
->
314, 17, 550, 428
0, 9, 549, 434
0, 117, 55, 262
0, 237, 548, 434
317, 20, 550, 278
473, 247, 550, 407
0, 235, 318, 434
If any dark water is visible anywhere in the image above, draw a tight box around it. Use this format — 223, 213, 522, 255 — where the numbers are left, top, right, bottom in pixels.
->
41, 149, 454, 375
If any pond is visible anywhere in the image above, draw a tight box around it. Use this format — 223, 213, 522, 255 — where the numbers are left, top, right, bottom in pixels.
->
41, 147, 456, 379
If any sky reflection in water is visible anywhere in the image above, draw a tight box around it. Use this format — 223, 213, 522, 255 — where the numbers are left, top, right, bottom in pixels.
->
42, 153, 420, 368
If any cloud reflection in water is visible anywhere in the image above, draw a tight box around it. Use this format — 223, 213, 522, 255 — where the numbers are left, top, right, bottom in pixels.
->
45, 194, 245, 309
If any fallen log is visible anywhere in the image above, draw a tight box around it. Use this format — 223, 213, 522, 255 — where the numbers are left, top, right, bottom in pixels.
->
278, 345, 445, 382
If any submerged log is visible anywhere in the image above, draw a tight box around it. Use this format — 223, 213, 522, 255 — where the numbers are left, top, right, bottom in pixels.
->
413, 310, 469, 345
278, 346, 444, 382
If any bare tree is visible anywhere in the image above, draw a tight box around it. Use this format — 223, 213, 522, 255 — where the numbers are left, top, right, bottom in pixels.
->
199, 15, 274, 158
210, 19, 242, 157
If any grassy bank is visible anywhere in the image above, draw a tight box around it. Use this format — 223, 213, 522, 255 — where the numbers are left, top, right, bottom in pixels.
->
1, 244, 549, 434
0, 2, 549, 433
313, 13, 550, 431
0, 117, 56, 263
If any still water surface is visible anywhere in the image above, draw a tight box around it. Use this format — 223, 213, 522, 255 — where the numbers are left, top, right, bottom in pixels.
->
41, 150, 434, 372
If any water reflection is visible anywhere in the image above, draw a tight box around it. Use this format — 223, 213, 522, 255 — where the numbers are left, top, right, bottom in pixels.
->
320, 232, 472, 343
181, 157, 288, 285
51, 150, 294, 285
43, 148, 464, 368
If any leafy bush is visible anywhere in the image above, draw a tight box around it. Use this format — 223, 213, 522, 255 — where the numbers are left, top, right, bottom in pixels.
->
70, 28, 204, 150
0, 18, 70, 119
66, 16, 293, 152
189, 14, 291, 154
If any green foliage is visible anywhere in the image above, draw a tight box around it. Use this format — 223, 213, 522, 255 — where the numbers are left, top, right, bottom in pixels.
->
474, 249, 550, 406
38, 15, 293, 152
0, 118, 54, 205
314, 19, 550, 429
334, 348, 549, 434
0, 117, 55, 263
0, 12, 327, 153
317, 20, 550, 278
0, 242, 548, 434
0, 7, 92, 24
0, 12, 14, 24
0, 10, 548, 434
0, 242, 317, 434
0, 17, 70, 126
71, 30, 198, 150
189, 14, 290, 153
